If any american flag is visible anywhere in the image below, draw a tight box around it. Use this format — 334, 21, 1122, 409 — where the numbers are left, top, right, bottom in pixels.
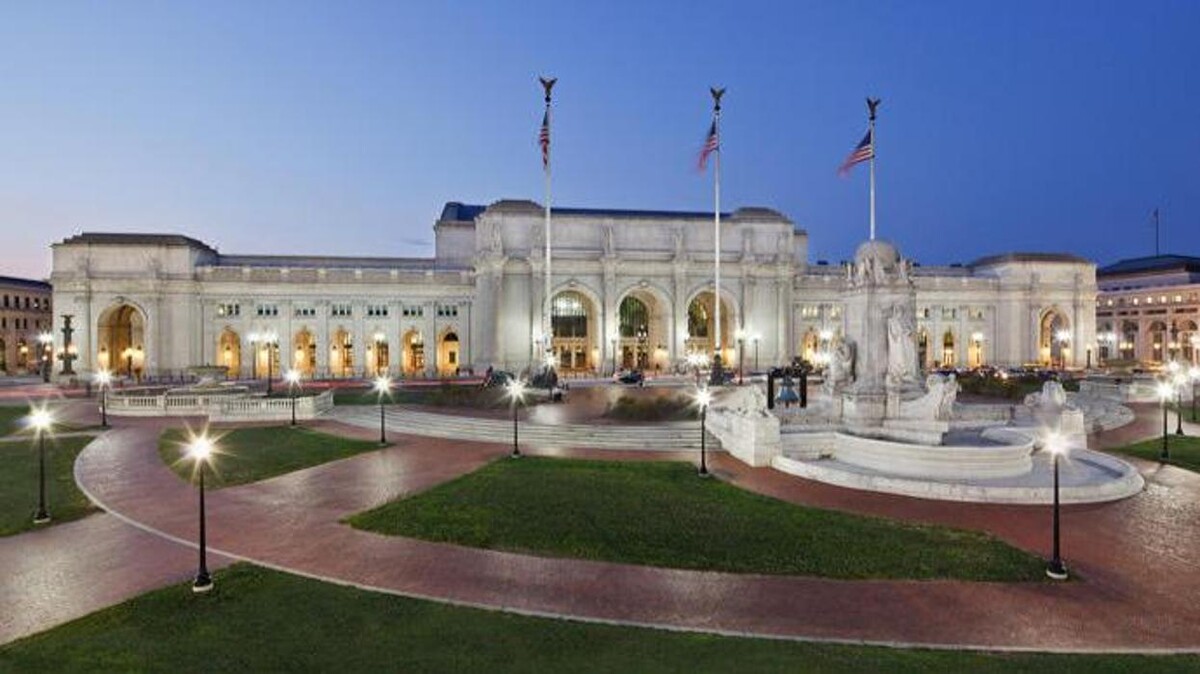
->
838, 127, 873, 176
697, 120, 719, 171
538, 109, 550, 169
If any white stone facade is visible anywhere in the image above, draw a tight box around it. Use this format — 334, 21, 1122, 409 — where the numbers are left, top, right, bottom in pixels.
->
48, 200, 1098, 379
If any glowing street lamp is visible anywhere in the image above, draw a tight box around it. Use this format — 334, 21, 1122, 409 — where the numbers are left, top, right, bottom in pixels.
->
506, 378, 527, 458
95, 370, 112, 428
751, 332, 761, 372
373, 375, 392, 444
1044, 434, 1069, 580
262, 331, 279, 395
694, 387, 713, 477
27, 407, 54, 524
735, 328, 747, 385
285, 369, 302, 427
37, 332, 53, 382
1173, 373, 1187, 436
1157, 381, 1174, 460
188, 434, 216, 593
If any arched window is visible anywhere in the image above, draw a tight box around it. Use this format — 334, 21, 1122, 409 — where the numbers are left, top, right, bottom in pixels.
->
619, 297, 649, 339
551, 293, 588, 338
687, 301, 709, 338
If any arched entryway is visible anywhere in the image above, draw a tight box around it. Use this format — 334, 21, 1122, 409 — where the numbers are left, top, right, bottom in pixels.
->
1178, 320, 1198, 363
800, 328, 820, 363
366, 332, 389, 377
618, 289, 670, 372
293, 329, 316, 377
685, 290, 734, 365
917, 328, 930, 371
550, 291, 596, 372
438, 331, 460, 376
218, 328, 241, 378
1120, 320, 1138, 361
1039, 310, 1070, 367
402, 329, 425, 376
97, 303, 146, 377
330, 328, 353, 378
941, 330, 956, 367
968, 331, 985, 368
1146, 321, 1167, 364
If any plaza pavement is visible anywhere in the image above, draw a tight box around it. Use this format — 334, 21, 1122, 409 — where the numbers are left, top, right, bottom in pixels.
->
54, 409, 1200, 653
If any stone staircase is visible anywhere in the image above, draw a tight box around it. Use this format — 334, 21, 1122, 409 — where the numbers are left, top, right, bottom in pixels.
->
331, 406, 715, 451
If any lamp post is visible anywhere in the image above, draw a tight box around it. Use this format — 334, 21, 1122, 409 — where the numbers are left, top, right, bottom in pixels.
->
1044, 434, 1069, 580
1190, 366, 1199, 423
751, 333, 760, 373
695, 387, 712, 477
506, 379, 527, 458
373, 375, 391, 445
28, 408, 53, 524
38, 332, 53, 382
263, 331, 278, 395
1157, 381, 1174, 460
1174, 373, 1187, 436
95, 370, 111, 428
285, 369, 301, 427
735, 328, 746, 385
188, 434, 215, 593
248, 332, 259, 381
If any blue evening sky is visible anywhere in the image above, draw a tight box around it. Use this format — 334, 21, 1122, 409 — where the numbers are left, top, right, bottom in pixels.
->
1, 1, 1197, 279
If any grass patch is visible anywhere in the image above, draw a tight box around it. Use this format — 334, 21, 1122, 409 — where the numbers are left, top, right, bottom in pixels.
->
158, 426, 385, 488
956, 374, 1077, 400
603, 394, 697, 422
0, 436, 96, 536
348, 458, 1044, 581
1111, 434, 1200, 474
2, 564, 1195, 673
0, 406, 29, 436
332, 384, 509, 408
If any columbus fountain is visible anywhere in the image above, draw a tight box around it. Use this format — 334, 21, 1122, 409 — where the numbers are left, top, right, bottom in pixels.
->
706, 239, 1143, 504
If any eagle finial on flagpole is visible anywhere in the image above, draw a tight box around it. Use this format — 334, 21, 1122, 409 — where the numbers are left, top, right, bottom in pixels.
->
711, 87, 726, 112
540, 76, 557, 103
867, 97, 881, 121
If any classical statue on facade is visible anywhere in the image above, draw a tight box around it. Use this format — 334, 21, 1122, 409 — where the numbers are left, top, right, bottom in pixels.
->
488, 222, 504, 255
603, 225, 616, 258
886, 303, 919, 387
824, 336, 856, 394
673, 227, 685, 260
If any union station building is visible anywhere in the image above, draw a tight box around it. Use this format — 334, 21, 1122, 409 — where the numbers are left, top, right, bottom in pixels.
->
48, 200, 1099, 379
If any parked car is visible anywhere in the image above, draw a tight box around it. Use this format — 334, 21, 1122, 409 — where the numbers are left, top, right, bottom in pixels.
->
615, 369, 645, 386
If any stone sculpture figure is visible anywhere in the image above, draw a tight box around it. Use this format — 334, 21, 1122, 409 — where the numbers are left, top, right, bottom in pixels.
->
488, 222, 503, 255
673, 228, 685, 259
603, 225, 616, 257
825, 337, 856, 394
886, 304, 919, 386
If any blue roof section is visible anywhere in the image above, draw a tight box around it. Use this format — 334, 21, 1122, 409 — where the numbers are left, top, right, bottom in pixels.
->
438, 202, 487, 223
1098, 255, 1200, 276
0, 276, 52, 291
440, 201, 737, 222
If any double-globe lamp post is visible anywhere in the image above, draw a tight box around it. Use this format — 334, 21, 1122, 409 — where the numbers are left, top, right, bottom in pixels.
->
28, 408, 54, 525
506, 379, 527, 459
95, 369, 112, 428
695, 388, 712, 477
1174, 373, 1187, 437
1044, 434, 1069, 580
373, 375, 391, 445
189, 434, 216, 593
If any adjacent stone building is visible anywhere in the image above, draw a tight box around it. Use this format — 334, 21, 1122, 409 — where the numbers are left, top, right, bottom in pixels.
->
1095, 255, 1200, 365
48, 200, 1098, 380
0, 276, 54, 376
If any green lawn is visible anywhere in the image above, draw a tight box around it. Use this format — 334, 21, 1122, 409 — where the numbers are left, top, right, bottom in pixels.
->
158, 426, 386, 488
1112, 434, 1200, 473
0, 436, 96, 536
348, 458, 1045, 581
0, 405, 30, 436
1, 564, 1194, 673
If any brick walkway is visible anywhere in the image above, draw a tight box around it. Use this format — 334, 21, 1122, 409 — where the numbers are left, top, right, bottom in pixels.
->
68, 410, 1200, 652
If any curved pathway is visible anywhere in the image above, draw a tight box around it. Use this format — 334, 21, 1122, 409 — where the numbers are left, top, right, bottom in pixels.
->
72, 413, 1200, 653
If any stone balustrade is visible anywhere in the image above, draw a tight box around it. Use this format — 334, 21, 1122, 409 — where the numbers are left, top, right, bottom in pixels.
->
103, 389, 333, 421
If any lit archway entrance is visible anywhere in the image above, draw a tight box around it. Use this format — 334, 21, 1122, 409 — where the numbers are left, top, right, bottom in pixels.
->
550, 291, 595, 372
438, 331, 460, 376
97, 304, 146, 378
293, 329, 316, 377
800, 328, 819, 363
968, 331, 985, 368
686, 291, 734, 365
403, 330, 425, 376
218, 329, 241, 378
1039, 310, 1070, 367
331, 329, 353, 378
941, 330, 956, 367
917, 329, 930, 371
618, 292, 668, 372
366, 332, 389, 377
1178, 320, 1197, 363
1120, 320, 1138, 361
1147, 321, 1167, 363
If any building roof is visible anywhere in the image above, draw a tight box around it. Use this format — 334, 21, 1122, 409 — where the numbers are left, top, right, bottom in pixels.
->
214, 254, 463, 271
58, 232, 218, 253
446, 200, 800, 223
968, 252, 1093, 268
1097, 254, 1200, 277
0, 275, 52, 292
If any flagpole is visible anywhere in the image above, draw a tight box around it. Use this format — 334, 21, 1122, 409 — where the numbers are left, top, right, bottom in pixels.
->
711, 88, 725, 367
1154, 207, 1160, 256
867, 98, 880, 241
540, 77, 556, 364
